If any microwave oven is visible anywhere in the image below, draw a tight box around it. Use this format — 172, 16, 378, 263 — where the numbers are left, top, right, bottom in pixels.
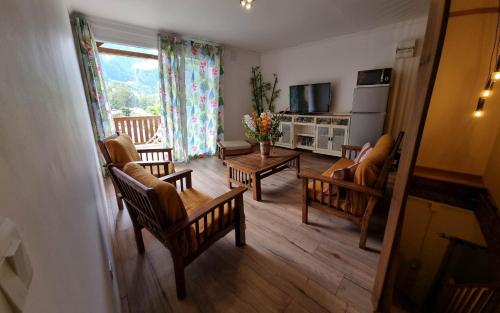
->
356, 68, 392, 86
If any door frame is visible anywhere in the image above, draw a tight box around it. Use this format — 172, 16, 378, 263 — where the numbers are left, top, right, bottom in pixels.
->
371, 0, 452, 311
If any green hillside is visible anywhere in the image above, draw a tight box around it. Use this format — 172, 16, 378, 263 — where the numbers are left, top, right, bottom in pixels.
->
100, 53, 161, 116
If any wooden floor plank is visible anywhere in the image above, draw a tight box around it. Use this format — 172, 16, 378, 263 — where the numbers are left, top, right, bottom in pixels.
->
105, 153, 383, 313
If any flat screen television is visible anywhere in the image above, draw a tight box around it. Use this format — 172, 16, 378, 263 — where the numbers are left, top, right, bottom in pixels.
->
290, 83, 331, 114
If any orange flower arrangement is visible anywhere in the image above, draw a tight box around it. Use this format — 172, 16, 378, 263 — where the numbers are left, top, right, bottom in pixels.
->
243, 111, 283, 144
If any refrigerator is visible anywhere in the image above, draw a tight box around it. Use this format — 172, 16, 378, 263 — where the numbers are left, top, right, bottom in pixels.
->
349, 85, 390, 146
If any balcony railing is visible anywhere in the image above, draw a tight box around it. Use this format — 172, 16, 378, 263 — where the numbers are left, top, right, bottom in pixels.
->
113, 115, 162, 145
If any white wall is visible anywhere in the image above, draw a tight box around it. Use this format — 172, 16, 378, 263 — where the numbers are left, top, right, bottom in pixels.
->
260, 18, 428, 114
0, 0, 118, 312
223, 47, 260, 140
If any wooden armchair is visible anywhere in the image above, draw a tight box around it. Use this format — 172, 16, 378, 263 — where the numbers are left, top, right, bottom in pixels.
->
300, 132, 404, 249
98, 133, 174, 210
109, 164, 247, 300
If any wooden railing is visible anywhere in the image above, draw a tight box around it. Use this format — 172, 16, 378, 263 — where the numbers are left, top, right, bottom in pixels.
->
113, 115, 161, 145
432, 195, 500, 312
434, 280, 500, 313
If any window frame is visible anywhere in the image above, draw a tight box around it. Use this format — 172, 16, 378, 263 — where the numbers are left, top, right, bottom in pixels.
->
96, 41, 158, 60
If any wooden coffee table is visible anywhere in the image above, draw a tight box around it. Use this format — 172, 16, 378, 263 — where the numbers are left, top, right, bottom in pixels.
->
224, 148, 301, 201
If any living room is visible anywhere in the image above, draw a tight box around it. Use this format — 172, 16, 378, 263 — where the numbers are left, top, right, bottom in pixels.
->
0, 1, 499, 313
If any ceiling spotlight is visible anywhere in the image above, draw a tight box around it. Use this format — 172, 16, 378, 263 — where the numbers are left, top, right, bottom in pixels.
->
240, 0, 254, 10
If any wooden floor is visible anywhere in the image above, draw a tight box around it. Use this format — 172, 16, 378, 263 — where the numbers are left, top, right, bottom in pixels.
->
105, 152, 384, 313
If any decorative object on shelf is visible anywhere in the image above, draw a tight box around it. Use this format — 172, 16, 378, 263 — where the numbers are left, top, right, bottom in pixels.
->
474, 8, 500, 118
250, 66, 281, 114
240, 0, 254, 10
243, 111, 283, 157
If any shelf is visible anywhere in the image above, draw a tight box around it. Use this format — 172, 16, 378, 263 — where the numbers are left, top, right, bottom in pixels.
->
296, 133, 315, 137
296, 144, 315, 150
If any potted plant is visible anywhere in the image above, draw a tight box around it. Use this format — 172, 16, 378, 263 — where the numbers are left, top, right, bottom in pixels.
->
243, 111, 284, 157
250, 66, 281, 114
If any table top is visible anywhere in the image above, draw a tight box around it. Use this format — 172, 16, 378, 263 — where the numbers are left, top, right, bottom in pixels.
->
224, 148, 301, 173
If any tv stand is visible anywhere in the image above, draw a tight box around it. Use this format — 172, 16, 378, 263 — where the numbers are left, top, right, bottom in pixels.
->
275, 114, 351, 157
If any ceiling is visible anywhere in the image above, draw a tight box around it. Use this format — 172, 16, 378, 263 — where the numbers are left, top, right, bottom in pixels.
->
64, 0, 429, 52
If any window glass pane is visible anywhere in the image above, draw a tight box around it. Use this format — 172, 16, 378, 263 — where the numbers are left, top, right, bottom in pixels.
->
99, 43, 160, 117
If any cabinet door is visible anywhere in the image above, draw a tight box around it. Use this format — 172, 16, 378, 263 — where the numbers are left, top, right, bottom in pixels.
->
331, 127, 347, 156
281, 123, 293, 147
316, 125, 331, 151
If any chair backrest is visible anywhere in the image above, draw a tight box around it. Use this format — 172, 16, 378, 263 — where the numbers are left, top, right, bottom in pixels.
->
109, 165, 168, 236
97, 133, 119, 165
374, 132, 404, 190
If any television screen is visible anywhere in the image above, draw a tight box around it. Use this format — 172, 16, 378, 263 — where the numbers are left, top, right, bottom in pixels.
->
290, 83, 331, 113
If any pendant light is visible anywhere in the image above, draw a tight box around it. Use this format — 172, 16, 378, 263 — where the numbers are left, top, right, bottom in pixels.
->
474, 7, 500, 118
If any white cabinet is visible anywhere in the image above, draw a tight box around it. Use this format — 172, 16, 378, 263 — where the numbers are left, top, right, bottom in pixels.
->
313, 125, 349, 157
275, 114, 351, 157
331, 126, 349, 156
315, 125, 331, 153
279, 122, 293, 148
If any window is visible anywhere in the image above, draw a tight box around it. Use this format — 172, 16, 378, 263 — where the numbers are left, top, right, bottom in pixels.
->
98, 42, 160, 117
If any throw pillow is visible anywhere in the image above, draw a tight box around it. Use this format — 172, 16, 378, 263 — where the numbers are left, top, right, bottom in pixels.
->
355, 143, 371, 163
324, 163, 359, 193
357, 147, 373, 163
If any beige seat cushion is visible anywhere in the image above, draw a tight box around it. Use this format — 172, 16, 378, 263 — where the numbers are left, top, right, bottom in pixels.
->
348, 133, 395, 216
361, 134, 395, 169
106, 134, 141, 167
179, 189, 231, 252
123, 163, 186, 225
219, 140, 252, 150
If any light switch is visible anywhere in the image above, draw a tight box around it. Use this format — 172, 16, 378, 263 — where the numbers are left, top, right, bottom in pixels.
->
0, 218, 33, 313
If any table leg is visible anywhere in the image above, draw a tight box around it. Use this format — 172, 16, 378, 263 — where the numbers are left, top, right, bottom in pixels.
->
296, 155, 301, 178
252, 173, 261, 201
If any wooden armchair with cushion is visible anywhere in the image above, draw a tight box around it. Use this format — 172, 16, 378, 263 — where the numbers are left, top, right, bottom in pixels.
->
98, 133, 175, 210
109, 162, 247, 299
300, 132, 404, 249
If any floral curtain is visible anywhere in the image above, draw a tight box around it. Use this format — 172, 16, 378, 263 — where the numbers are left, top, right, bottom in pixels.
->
71, 15, 115, 141
159, 34, 223, 161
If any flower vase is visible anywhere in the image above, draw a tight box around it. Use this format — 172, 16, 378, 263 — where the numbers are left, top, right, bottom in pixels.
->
260, 141, 271, 158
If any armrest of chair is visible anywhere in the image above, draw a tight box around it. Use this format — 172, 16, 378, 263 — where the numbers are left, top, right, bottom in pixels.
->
134, 160, 170, 166
136, 147, 173, 154
341, 145, 362, 159
166, 186, 247, 240
159, 169, 193, 188
299, 168, 383, 197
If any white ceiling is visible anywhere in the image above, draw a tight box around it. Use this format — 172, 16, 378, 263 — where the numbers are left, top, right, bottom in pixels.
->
64, 0, 429, 52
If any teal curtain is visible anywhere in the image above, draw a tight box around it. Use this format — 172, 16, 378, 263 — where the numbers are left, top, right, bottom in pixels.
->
159, 35, 223, 162
72, 15, 115, 141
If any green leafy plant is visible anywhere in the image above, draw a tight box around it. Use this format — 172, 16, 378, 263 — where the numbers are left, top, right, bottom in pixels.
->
250, 67, 281, 114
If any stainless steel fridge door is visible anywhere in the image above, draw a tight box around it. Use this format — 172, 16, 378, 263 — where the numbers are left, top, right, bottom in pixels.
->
352, 86, 390, 113
349, 112, 386, 146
